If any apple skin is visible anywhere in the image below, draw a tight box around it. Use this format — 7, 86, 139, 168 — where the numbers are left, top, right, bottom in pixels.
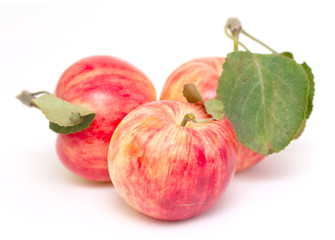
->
160, 57, 265, 172
55, 56, 156, 181
108, 100, 237, 220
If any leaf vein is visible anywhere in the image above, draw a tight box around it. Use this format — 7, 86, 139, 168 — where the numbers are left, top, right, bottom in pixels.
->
252, 54, 267, 153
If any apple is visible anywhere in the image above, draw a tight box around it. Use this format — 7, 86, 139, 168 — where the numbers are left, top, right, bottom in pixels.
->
55, 56, 156, 181
108, 100, 237, 220
160, 57, 265, 172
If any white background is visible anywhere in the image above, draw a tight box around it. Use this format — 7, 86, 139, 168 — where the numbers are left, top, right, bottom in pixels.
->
1, 0, 334, 239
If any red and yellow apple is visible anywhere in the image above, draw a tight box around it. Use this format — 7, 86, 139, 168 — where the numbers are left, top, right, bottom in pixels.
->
108, 100, 237, 220
55, 56, 156, 181
160, 57, 265, 172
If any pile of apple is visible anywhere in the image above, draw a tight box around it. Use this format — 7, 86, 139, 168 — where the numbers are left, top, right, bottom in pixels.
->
49, 54, 265, 221
18, 16, 314, 221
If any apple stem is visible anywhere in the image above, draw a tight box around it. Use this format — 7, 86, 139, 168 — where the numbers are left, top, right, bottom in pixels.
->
225, 18, 250, 52
17, 90, 52, 108
16, 90, 50, 107
180, 113, 215, 127
180, 113, 196, 127
241, 29, 278, 54
225, 18, 279, 54
233, 32, 239, 52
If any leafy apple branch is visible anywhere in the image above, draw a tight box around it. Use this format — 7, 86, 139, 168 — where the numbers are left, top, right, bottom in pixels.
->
17, 90, 96, 134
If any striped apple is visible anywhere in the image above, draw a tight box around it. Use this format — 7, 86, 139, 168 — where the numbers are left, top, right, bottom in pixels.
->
160, 57, 265, 172
55, 56, 156, 181
108, 100, 237, 220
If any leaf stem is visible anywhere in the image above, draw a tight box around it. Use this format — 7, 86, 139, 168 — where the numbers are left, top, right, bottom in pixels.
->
180, 113, 214, 127
241, 29, 278, 54
195, 118, 215, 123
31, 91, 51, 96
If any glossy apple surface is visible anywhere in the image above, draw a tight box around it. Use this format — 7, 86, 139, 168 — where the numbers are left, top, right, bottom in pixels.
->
160, 57, 265, 172
55, 56, 156, 181
108, 100, 237, 220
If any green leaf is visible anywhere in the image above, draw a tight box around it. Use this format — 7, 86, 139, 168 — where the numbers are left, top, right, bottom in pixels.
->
182, 84, 225, 120
294, 119, 306, 139
32, 94, 96, 134
281, 52, 315, 120
182, 83, 204, 103
301, 62, 315, 119
49, 114, 96, 134
280, 52, 294, 59
204, 98, 225, 120
217, 51, 309, 155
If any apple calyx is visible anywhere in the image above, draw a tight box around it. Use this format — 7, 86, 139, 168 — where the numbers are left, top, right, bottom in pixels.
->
16, 90, 96, 134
